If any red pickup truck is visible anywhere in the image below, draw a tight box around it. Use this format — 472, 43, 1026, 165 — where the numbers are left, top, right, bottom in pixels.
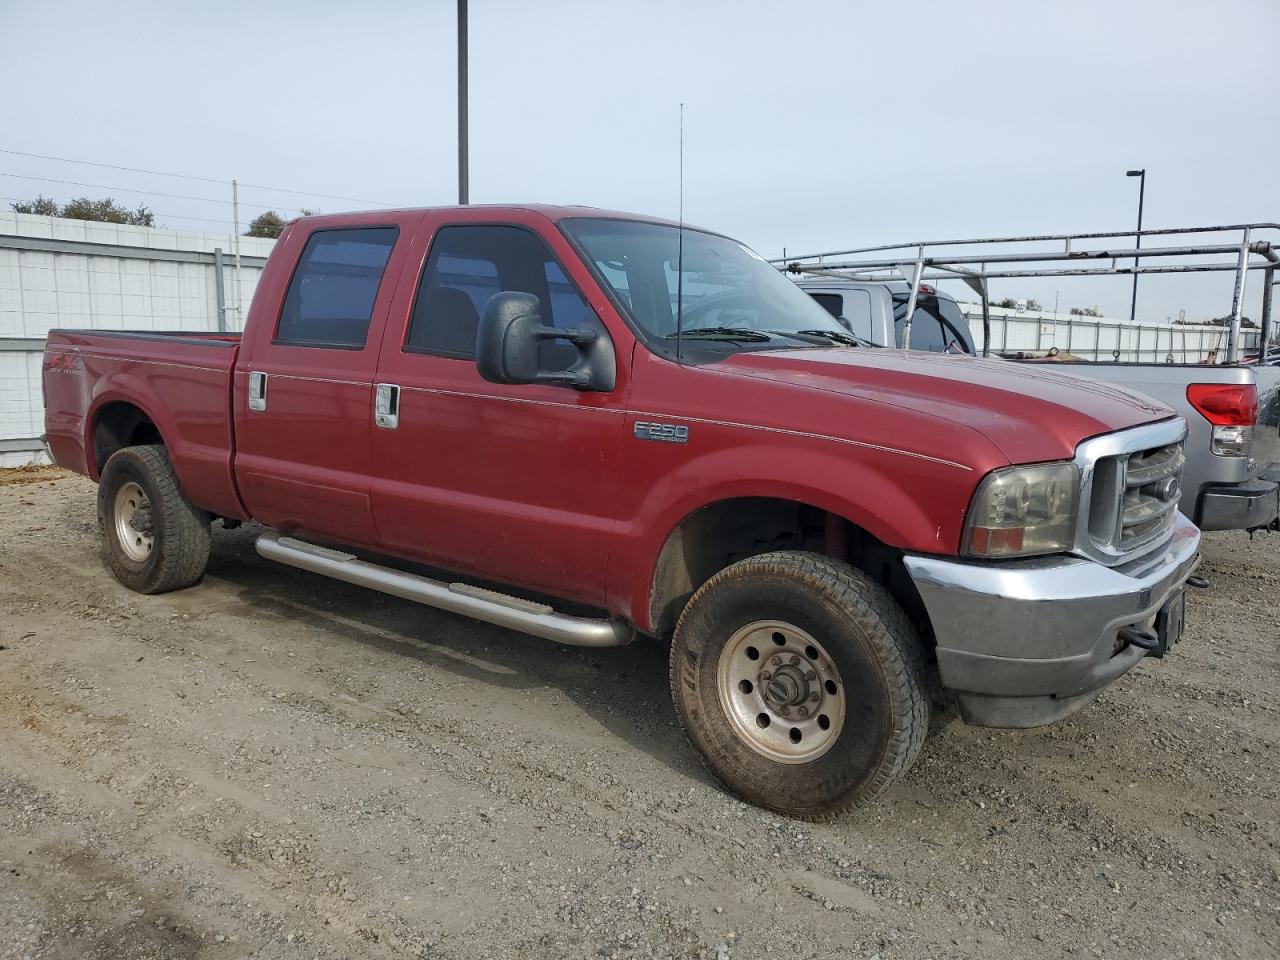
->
43, 205, 1201, 819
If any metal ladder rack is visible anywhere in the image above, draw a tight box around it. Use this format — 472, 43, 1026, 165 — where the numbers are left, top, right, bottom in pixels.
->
771, 223, 1280, 362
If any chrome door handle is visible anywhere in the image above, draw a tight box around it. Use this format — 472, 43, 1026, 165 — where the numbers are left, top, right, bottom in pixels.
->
248, 371, 268, 411
375, 383, 400, 429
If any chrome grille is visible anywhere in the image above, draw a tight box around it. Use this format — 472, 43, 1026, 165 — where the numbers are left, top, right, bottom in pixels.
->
1118, 442, 1184, 550
1074, 419, 1189, 566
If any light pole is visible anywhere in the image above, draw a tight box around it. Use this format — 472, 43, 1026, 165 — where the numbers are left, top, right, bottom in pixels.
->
457, 0, 469, 205
1126, 169, 1145, 322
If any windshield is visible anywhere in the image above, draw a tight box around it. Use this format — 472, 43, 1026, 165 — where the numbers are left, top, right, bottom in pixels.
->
561, 218, 853, 348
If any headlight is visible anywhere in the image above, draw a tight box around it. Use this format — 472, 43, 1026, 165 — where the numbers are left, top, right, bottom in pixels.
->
963, 462, 1078, 558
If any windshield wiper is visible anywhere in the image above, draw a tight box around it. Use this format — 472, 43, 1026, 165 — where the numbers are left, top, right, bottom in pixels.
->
773, 329, 873, 347
665, 326, 774, 343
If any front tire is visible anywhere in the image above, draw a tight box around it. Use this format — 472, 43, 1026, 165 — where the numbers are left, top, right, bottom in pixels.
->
97, 445, 210, 594
669, 551, 929, 820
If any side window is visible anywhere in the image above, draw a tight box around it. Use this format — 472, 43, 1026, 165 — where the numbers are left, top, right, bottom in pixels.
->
808, 290, 873, 341
405, 224, 601, 360
810, 293, 843, 319
276, 227, 398, 348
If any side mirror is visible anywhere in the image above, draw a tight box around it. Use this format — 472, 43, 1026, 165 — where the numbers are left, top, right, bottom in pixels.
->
475, 292, 615, 391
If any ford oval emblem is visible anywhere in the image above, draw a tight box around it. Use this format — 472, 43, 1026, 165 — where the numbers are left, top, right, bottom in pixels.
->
1153, 476, 1180, 502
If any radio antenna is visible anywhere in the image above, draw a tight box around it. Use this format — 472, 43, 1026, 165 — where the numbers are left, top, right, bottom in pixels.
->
676, 101, 685, 361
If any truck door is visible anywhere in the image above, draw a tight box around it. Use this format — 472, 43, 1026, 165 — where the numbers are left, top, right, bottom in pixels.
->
233, 218, 414, 547
369, 216, 629, 605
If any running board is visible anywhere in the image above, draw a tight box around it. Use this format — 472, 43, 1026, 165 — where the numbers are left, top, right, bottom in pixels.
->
255, 532, 633, 648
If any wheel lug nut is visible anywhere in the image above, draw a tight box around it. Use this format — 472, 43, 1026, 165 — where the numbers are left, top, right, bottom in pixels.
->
797, 706, 808, 718
789, 655, 801, 665
778, 706, 790, 717
805, 670, 817, 681
770, 655, 782, 667
809, 692, 819, 702
760, 671, 771, 681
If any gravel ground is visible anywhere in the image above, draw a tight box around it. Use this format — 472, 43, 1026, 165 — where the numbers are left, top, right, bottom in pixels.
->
0, 469, 1277, 960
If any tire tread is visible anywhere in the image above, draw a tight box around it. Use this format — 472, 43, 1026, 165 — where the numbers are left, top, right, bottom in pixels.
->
668, 550, 929, 821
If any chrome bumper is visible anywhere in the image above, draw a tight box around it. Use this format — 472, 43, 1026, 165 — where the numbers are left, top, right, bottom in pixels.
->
904, 513, 1201, 728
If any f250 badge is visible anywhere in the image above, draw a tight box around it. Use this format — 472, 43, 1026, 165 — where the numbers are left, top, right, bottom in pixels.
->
633, 421, 690, 444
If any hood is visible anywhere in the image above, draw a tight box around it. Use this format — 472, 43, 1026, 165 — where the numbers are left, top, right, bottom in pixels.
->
711, 348, 1174, 464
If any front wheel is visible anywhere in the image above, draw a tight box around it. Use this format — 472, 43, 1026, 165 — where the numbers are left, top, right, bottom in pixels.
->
669, 551, 929, 820
97, 445, 210, 594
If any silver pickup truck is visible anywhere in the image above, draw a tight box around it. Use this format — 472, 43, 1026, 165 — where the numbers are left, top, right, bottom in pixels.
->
794, 276, 1280, 534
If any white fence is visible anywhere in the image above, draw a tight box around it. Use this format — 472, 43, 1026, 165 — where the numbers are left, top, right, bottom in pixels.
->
957, 303, 1261, 363
0, 211, 275, 466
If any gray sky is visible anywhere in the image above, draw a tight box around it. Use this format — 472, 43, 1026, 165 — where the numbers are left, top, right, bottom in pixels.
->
2, 0, 1277, 323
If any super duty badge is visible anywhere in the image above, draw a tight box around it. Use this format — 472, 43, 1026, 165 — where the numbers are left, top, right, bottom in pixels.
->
633, 421, 689, 444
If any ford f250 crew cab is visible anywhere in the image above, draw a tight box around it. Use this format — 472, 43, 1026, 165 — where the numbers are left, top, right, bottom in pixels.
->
43, 206, 1201, 820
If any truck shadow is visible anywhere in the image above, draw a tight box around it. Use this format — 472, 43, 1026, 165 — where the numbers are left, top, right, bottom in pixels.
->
202, 524, 712, 789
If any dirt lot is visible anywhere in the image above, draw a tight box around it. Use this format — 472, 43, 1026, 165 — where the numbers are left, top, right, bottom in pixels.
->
0, 470, 1276, 960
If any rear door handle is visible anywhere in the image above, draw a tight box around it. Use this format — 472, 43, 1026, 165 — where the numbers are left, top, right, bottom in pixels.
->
375, 383, 400, 429
248, 371, 268, 411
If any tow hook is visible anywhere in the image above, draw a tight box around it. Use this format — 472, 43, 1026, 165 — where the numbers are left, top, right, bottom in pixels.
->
1186, 574, 1210, 590
1118, 626, 1161, 652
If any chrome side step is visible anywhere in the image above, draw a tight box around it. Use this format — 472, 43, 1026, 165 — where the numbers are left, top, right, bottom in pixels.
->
254, 532, 633, 648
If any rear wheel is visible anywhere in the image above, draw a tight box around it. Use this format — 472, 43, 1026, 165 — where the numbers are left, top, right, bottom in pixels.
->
97, 445, 210, 594
669, 551, 929, 820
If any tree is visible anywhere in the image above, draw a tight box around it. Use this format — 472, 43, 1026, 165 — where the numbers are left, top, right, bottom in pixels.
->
1069, 306, 1101, 317
11, 194, 59, 216
995, 297, 1017, 309
245, 210, 288, 238
1026, 299, 1042, 311
11, 194, 153, 225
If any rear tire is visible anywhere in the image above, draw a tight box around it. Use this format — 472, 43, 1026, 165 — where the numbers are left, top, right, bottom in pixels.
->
97, 445, 210, 594
669, 551, 929, 820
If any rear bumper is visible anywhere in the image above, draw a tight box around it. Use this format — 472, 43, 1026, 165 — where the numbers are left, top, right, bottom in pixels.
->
1196, 473, 1279, 531
903, 514, 1201, 728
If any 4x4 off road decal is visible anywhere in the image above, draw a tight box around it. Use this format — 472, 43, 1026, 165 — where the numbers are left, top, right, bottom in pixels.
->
633, 421, 690, 444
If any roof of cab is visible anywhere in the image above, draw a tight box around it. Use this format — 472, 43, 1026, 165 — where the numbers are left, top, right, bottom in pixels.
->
291, 204, 690, 230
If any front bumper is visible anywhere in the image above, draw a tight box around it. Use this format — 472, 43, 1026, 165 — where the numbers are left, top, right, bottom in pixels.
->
903, 513, 1201, 728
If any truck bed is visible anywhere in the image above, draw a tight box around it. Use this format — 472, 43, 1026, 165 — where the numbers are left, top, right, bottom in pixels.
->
43, 329, 246, 520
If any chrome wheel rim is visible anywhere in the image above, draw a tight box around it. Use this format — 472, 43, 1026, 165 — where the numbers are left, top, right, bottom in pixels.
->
113, 481, 154, 562
716, 620, 846, 764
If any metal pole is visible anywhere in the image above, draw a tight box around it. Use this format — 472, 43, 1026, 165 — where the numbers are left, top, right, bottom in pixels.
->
980, 266, 990, 357
1129, 169, 1145, 323
214, 247, 226, 333
1226, 227, 1251, 362
231, 179, 243, 329
457, 0, 469, 205
1260, 265, 1274, 356
901, 246, 924, 350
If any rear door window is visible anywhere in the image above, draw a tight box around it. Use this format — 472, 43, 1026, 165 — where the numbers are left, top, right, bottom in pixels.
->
275, 227, 399, 348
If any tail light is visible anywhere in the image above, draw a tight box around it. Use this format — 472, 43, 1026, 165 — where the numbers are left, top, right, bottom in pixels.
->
1186, 383, 1257, 457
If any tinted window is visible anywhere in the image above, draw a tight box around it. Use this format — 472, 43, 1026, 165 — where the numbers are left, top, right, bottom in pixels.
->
892, 294, 970, 353
406, 225, 600, 361
276, 227, 398, 348
811, 293, 843, 319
